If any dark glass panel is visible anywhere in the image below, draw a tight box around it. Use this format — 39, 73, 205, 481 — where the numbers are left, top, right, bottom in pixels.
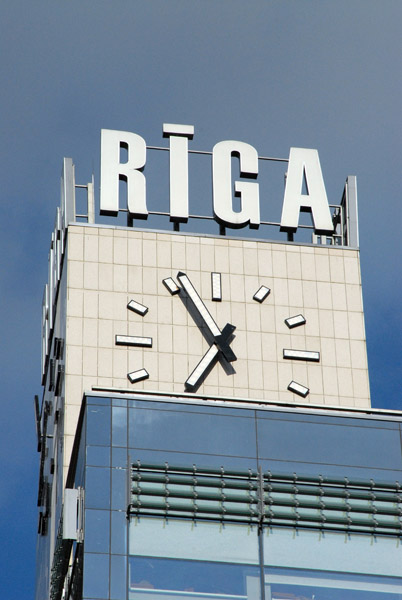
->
87, 396, 111, 406
112, 398, 130, 407
87, 445, 110, 467
85, 467, 111, 510
111, 554, 127, 600
84, 509, 110, 554
83, 553, 110, 599
128, 397, 254, 418
257, 457, 402, 482
257, 418, 402, 471
111, 510, 127, 555
112, 447, 128, 468
130, 448, 257, 472
129, 408, 256, 458
112, 468, 127, 511
112, 406, 128, 447
86, 405, 111, 446
257, 409, 400, 430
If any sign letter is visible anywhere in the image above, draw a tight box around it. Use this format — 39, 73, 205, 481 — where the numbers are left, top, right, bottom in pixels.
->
213, 141, 260, 229
163, 123, 194, 223
100, 129, 147, 217
280, 148, 333, 233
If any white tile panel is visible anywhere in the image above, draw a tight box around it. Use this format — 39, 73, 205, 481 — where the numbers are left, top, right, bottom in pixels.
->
84, 234, 99, 262
64, 226, 370, 417
99, 235, 113, 263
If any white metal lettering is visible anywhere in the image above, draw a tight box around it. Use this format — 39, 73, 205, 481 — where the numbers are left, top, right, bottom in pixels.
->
163, 123, 194, 222
100, 129, 147, 217
280, 147, 333, 233
212, 140, 260, 229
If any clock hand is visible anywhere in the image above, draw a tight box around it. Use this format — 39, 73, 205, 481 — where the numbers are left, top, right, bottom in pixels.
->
185, 322, 237, 391
185, 344, 219, 391
177, 271, 236, 362
177, 271, 221, 337
215, 322, 236, 363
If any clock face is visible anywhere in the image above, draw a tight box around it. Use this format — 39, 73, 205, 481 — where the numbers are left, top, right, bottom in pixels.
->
115, 270, 320, 397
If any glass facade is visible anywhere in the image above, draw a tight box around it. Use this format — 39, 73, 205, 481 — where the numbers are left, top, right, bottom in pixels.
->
65, 394, 402, 600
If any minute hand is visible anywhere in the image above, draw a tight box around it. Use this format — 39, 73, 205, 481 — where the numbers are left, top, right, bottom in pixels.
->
177, 271, 221, 337
177, 271, 236, 362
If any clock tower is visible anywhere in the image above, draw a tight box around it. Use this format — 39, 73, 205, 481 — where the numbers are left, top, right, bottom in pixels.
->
37, 137, 402, 600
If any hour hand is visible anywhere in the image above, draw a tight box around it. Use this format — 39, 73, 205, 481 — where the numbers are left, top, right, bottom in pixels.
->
215, 323, 237, 362
185, 324, 236, 391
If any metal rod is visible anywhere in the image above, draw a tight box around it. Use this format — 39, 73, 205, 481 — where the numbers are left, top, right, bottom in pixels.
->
146, 146, 288, 161
132, 486, 402, 517
128, 500, 401, 531
127, 509, 402, 537
133, 463, 402, 492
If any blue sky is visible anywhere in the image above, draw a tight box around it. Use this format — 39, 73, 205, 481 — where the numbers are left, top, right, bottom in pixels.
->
0, 2, 401, 598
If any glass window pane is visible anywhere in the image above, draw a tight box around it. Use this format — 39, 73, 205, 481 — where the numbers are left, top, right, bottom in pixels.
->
112, 447, 128, 468
111, 554, 127, 600
88, 396, 111, 406
129, 408, 257, 458
87, 445, 110, 467
130, 448, 257, 472
111, 510, 127, 555
112, 468, 127, 511
265, 566, 402, 599
86, 405, 111, 446
129, 556, 260, 600
85, 509, 110, 554
85, 467, 111, 509
128, 397, 253, 418
263, 527, 402, 578
129, 518, 259, 565
257, 417, 402, 473
113, 407, 127, 447
257, 409, 401, 430
83, 552, 110, 599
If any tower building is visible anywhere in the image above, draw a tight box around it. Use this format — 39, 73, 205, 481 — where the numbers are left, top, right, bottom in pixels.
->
35, 128, 402, 600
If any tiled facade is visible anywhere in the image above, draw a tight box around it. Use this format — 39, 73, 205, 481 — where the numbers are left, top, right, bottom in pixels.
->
62, 225, 370, 472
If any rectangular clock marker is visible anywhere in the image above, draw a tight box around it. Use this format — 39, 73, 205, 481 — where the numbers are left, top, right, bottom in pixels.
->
115, 335, 152, 348
283, 349, 320, 362
253, 285, 270, 303
128, 369, 149, 383
288, 380, 310, 397
211, 272, 222, 301
127, 300, 148, 316
163, 277, 180, 295
285, 314, 306, 329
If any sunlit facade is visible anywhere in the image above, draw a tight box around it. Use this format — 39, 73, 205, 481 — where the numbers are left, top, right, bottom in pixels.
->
35, 159, 402, 600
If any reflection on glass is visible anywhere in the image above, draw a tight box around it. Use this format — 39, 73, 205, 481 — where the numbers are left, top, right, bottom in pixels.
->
111, 554, 127, 600
127, 398, 251, 418
111, 468, 127, 510
85, 466, 111, 509
112, 447, 128, 468
87, 445, 110, 467
111, 510, 127, 555
113, 406, 127, 447
84, 509, 110, 554
83, 552, 110, 599
257, 418, 402, 471
86, 406, 111, 446
129, 408, 256, 458
130, 448, 257, 472
265, 567, 402, 599
129, 556, 260, 600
